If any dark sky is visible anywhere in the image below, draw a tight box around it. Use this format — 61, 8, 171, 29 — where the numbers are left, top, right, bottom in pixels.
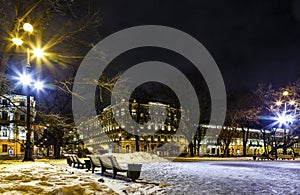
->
89, 0, 300, 91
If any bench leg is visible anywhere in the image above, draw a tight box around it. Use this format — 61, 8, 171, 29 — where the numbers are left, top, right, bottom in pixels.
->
113, 168, 117, 179
101, 167, 106, 176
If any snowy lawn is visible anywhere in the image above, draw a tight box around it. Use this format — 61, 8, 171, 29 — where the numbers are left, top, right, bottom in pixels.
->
1, 155, 300, 194
0, 153, 169, 195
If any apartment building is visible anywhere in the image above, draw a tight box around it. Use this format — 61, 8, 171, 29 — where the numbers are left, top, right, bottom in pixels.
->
0, 94, 35, 157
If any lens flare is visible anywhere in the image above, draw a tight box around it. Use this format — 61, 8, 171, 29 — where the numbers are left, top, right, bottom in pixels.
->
34, 81, 44, 90
18, 73, 31, 86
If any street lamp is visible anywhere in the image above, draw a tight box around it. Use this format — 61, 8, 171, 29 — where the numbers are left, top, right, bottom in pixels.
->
273, 90, 298, 154
12, 22, 45, 161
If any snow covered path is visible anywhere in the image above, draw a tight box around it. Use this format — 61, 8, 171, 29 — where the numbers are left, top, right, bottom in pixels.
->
141, 161, 300, 194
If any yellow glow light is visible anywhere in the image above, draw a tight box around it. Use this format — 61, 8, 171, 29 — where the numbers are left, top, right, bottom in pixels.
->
23, 23, 33, 33
32, 48, 44, 58
289, 100, 296, 105
283, 91, 289, 96
12, 38, 23, 46
275, 101, 282, 106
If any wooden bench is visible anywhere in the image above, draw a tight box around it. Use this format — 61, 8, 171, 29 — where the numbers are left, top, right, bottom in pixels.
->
98, 155, 142, 181
87, 155, 101, 173
98, 155, 128, 179
73, 154, 86, 168
109, 156, 128, 179
69, 155, 77, 167
66, 155, 73, 166
278, 154, 295, 160
98, 155, 113, 176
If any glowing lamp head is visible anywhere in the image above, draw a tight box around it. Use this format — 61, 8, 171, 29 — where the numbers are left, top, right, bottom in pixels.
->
283, 91, 289, 96
32, 48, 44, 58
277, 114, 294, 126
289, 100, 296, 105
275, 101, 282, 106
33, 81, 44, 90
19, 74, 31, 85
12, 38, 23, 46
23, 23, 33, 33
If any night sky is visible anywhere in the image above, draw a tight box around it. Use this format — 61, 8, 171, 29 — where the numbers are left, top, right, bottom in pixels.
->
90, 0, 300, 91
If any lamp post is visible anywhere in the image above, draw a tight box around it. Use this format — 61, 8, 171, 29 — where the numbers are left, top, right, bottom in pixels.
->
12, 23, 44, 161
274, 90, 297, 155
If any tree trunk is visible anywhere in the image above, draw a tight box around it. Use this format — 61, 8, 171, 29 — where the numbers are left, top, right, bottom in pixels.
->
189, 142, 194, 157
54, 130, 63, 159
135, 102, 141, 152
46, 147, 50, 157
242, 127, 249, 156
54, 143, 60, 159
135, 134, 140, 152
193, 136, 197, 156
197, 141, 201, 156
262, 130, 267, 154
224, 144, 230, 157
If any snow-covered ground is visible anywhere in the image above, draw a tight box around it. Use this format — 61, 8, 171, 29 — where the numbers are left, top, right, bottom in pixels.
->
0, 154, 300, 194
141, 160, 300, 194
0, 153, 169, 195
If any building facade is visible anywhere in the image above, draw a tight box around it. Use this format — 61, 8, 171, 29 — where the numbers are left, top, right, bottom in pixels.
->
78, 99, 190, 156
0, 94, 36, 157
78, 99, 300, 157
198, 126, 300, 156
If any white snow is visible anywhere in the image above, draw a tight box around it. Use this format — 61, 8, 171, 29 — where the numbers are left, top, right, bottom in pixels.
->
0, 153, 169, 195
1, 154, 300, 194
103, 152, 168, 164
140, 160, 300, 194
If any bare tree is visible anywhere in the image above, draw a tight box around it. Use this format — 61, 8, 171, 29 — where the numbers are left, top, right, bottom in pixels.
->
217, 116, 239, 157
0, 0, 101, 71
0, 0, 102, 160
0, 0, 101, 103
255, 82, 300, 156
36, 113, 73, 158
216, 91, 262, 157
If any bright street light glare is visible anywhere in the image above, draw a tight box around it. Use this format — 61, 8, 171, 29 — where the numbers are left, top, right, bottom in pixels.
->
23, 23, 33, 33
12, 38, 23, 46
283, 91, 289, 96
34, 81, 44, 90
32, 48, 44, 58
276, 113, 294, 126
19, 74, 31, 85
275, 101, 282, 106
289, 100, 296, 105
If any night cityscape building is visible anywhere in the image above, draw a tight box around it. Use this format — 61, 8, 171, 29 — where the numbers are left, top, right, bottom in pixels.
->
78, 100, 300, 157
0, 94, 36, 157
78, 99, 189, 156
